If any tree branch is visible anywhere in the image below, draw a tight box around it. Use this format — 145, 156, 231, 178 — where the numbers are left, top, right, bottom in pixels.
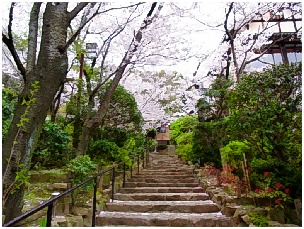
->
68, 2, 90, 23
2, 34, 26, 80
3, 3, 26, 81
26, 2, 42, 74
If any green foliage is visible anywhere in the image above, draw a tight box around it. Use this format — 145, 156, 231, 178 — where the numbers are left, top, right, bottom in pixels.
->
248, 212, 269, 227
220, 140, 251, 177
226, 63, 302, 198
176, 144, 192, 161
102, 83, 143, 131
32, 121, 72, 168
12, 32, 28, 52
11, 164, 30, 194
2, 87, 17, 141
66, 155, 97, 185
249, 157, 301, 199
156, 144, 168, 151
17, 81, 40, 130
170, 115, 198, 144
146, 128, 157, 138
88, 139, 131, 166
192, 119, 226, 167
252, 171, 293, 209
91, 127, 130, 148
38, 218, 47, 227
145, 137, 158, 152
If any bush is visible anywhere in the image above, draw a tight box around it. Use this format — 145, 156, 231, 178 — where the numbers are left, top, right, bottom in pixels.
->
32, 121, 72, 168
192, 120, 226, 168
156, 144, 168, 151
2, 87, 17, 141
227, 63, 302, 198
66, 155, 96, 185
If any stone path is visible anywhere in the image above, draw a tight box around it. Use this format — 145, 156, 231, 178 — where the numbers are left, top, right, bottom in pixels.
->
96, 150, 232, 226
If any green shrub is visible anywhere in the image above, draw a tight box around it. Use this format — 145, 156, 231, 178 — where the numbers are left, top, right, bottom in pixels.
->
32, 121, 72, 168
248, 212, 269, 227
66, 155, 97, 185
156, 144, 168, 151
192, 120, 226, 168
227, 63, 302, 198
2, 87, 17, 141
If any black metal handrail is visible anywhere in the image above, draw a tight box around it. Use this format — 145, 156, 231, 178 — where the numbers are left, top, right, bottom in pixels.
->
3, 151, 149, 227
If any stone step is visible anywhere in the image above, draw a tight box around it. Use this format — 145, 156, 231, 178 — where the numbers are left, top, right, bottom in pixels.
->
127, 177, 199, 183
113, 193, 209, 201
124, 182, 199, 188
141, 168, 194, 173
118, 187, 204, 194
145, 165, 191, 170
105, 200, 219, 213
96, 211, 232, 227
132, 174, 195, 179
140, 171, 193, 175
146, 163, 186, 169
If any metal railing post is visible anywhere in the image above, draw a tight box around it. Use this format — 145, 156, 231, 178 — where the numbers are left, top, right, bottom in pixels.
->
46, 203, 53, 227
142, 152, 145, 169
137, 155, 140, 174
111, 167, 115, 202
91, 177, 98, 227
123, 163, 126, 188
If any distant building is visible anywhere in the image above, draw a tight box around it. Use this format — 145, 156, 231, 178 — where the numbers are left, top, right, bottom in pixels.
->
155, 124, 170, 145
248, 8, 302, 66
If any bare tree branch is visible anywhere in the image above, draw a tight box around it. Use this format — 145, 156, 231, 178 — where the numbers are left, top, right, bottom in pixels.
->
68, 2, 90, 23
26, 2, 42, 74
8, 2, 15, 41
65, 3, 145, 52
2, 2, 26, 81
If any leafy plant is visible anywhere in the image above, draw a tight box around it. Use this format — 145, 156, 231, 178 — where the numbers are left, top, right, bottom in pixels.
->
38, 217, 47, 227
2, 87, 18, 141
252, 171, 293, 209
32, 121, 72, 168
248, 211, 269, 227
227, 63, 302, 198
156, 144, 168, 151
66, 155, 97, 185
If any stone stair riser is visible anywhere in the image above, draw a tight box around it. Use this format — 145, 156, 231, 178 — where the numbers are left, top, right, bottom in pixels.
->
118, 187, 204, 193
124, 182, 199, 187
127, 178, 199, 183
96, 212, 232, 227
132, 174, 194, 179
140, 171, 193, 175
142, 169, 194, 173
114, 193, 209, 201
105, 202, 220, 213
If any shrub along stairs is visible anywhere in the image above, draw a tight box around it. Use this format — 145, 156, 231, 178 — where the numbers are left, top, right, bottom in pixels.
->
96, 150, 232, 226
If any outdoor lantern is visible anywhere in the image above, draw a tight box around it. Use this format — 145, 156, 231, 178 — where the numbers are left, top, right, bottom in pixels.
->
86, 42, 98, 59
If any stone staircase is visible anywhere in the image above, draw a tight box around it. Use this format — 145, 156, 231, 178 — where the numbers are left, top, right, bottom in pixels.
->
96, 151, 232, 226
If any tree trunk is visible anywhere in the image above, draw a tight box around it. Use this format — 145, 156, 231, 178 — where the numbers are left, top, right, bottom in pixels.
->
2, 3, 69, 222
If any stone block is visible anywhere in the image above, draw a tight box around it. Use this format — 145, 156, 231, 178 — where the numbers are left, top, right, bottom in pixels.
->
242, 214, 251, 225
52, 217, 68, 227
268, 220, 283, 227
50, 183, 68, 191
66, 215, 83, 227
72, 207, 89, 216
